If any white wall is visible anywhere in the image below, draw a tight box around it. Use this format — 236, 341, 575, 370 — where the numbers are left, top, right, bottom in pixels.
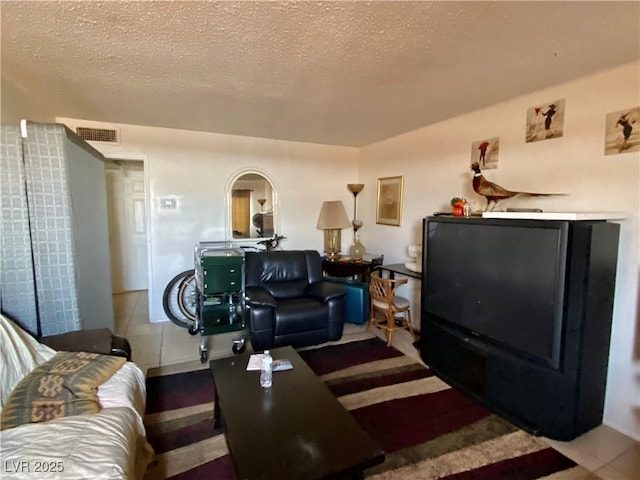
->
54, 119, 360, 323
358, 61, 640, 440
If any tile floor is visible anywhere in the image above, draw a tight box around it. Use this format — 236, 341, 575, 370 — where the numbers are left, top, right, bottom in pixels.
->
114, 290, 639, 480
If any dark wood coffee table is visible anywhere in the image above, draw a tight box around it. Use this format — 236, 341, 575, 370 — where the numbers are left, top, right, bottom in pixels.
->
210, 346, 384, 479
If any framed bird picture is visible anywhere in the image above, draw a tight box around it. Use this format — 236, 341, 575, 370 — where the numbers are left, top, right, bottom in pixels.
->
525, 99, 566, 143
376, 176, 404, 226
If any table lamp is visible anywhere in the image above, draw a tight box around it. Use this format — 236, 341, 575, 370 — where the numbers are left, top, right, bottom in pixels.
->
316, 200, 351, 260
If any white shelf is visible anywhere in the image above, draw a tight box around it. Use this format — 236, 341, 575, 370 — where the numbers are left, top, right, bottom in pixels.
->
481, 211, 627, 221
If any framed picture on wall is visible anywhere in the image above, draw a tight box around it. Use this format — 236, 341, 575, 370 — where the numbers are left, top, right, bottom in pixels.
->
471, 137, 500, 169
525, 98, 566, 143
376, 176, 404, 226
604, 106, 639, 155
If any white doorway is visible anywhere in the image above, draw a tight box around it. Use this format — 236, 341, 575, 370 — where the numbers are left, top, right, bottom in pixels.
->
105, 160, 148, 293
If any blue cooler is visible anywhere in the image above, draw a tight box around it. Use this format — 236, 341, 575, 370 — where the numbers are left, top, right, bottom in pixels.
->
326, 278, 370, 324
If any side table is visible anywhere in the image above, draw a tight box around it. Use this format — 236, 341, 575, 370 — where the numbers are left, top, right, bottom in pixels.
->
321, 255, 383, 283
377, 263, 422, 281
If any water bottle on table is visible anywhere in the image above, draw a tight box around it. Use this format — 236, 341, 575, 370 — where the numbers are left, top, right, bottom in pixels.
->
260, 350, 273, 388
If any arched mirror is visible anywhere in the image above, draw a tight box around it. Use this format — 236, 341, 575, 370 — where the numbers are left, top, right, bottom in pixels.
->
228, 171, 277, 239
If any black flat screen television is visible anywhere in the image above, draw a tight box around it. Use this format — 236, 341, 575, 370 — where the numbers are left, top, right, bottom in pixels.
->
424, 218, 568, 370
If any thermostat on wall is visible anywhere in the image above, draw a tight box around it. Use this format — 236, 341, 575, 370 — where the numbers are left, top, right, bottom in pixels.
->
161, 198, 177, 209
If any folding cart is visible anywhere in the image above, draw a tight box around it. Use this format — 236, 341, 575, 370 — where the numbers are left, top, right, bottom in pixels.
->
193, 242, 247, 362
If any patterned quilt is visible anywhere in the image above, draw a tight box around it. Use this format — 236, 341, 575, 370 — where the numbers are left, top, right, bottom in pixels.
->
1, 351, 125, 430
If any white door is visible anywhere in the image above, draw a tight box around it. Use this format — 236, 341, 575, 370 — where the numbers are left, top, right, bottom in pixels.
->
105, 161, 148, 293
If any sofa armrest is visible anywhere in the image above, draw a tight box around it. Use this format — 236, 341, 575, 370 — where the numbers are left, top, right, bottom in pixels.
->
245, 287, 277, 352
39, 329, 131, 361
307, 281, 347, 302
245, 286, 278, 307
40, 329, 113, 354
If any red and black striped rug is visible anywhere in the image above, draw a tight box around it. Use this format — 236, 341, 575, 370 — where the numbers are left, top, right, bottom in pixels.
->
142, 336, 586, 479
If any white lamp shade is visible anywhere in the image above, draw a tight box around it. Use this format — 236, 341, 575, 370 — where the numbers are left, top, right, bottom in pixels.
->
316, 201, 351, 229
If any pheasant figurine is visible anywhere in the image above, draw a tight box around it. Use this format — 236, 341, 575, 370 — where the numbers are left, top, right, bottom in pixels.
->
471, 162, 567, 211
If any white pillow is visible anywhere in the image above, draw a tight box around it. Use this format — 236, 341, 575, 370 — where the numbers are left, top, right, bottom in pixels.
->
0, 314, 56, 413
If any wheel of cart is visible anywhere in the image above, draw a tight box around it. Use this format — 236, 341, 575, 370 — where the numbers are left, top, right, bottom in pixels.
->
193, 242, 248, 362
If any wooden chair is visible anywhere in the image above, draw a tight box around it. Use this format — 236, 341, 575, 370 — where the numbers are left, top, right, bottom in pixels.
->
367, 269, 416, 346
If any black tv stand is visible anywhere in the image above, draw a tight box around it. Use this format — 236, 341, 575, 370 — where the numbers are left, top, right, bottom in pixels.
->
420, 217, 620, 441
429, 354, 543, 437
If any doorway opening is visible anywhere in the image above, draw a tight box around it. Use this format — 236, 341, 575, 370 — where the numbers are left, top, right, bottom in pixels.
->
105, 159, 149, 294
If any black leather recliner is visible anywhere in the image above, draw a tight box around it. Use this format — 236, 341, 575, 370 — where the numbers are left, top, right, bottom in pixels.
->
245, 250, 347, 351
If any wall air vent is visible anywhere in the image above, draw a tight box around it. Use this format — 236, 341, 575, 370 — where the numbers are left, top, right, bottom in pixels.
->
75, 126, 119, 143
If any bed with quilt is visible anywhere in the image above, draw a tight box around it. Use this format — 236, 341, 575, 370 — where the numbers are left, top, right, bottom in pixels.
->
0, 314, 153, 479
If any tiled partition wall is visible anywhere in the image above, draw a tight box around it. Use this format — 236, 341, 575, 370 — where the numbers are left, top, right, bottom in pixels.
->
21, 122, 82, 335
0, 124, 39, 335
0, 122, 114, 335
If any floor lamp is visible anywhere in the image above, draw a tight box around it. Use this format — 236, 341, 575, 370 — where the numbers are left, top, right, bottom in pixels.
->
347, 183, 366, 260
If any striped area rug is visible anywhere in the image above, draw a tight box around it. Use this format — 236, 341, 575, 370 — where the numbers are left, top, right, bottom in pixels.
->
142, 336, 588, 479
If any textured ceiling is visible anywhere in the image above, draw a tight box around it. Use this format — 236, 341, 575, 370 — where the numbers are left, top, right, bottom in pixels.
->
2, 1, 639, 146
